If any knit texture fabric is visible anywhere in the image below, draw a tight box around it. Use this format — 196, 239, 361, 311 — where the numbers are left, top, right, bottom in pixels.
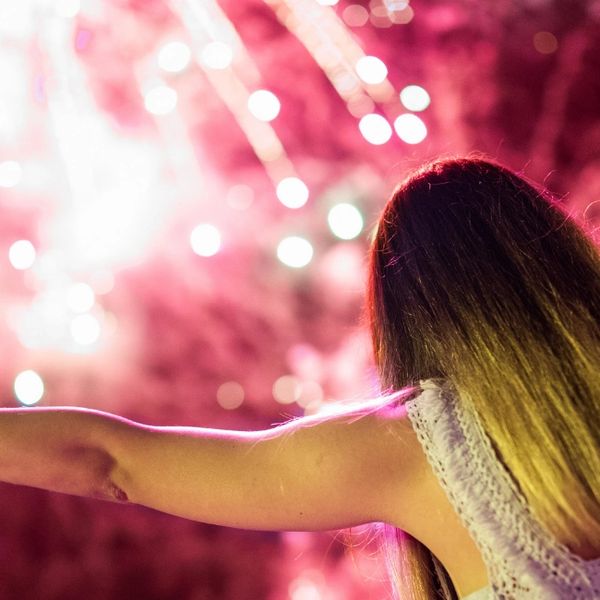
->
404, 379, 600, 599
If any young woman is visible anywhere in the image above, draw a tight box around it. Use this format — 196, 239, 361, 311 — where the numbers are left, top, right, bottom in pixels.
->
1, 156, 599, 599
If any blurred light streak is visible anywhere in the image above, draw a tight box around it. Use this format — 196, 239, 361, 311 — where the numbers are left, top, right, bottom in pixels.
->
263, 0, 395, 105
0, 48, 29, 144
169, 0, 304, 195
35, 9, 163, 271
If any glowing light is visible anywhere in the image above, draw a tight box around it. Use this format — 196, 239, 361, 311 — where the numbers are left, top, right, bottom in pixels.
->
394, 113, 428, 144
277, 237, 314, 268
190, 224, 221, 257
144, 85, 178, 115
400, 85, 431, 111
55, 0, 81, 18
533, 31, 558, 54
158, 41, 192, 73
217, 381, 245, 410
14, 370, 45, 406
0, 160, 22, 187
200, 41, 233, 70
358, 113, 392, 145
70, 314, 101, 346
327, 203, 364, 240
317, 0, 339, 5
67, 283, 95, 313
273, 375, 302, 404
276, 177, 309, 209
226, 184, 254, 210
247, 90, 281, 122
8, 240, 36, 270
355, 56, 388, 85
342, 4, 369, 26
289, 575, 324, 600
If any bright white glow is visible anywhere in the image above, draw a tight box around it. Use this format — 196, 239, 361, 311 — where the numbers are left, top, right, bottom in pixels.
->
67, 283, 95, 313
14, 370, 45, 406
158, 41, 191, 73
394, 113, 428, 144
247, 90, 281, 122
355, 56, 388, 85
55, 0, 81, 18
144, 85, 178, 115
276, 177, 309, 209
190, 224, 221, 257
317, 0, 339, 5
276, 177, 309, 208
9, 240, 36, 270
217, 381, 245, 410
70, 314, 101, 346
200, 41, 233, 70
358, 113, 392, 145
327, 203, 364, 240
0, 160, 22, 187
277, 236, 314, 268
400, 85, 431, 111
272, 375, 302, 404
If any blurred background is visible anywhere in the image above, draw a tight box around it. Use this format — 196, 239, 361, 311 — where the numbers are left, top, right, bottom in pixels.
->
0, 0, 599, 598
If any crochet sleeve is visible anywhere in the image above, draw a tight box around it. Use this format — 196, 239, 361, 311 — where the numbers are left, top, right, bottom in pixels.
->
403, 379, 600, 599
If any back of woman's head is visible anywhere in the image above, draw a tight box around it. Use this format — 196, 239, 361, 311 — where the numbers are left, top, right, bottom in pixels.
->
365, 155, 600, 597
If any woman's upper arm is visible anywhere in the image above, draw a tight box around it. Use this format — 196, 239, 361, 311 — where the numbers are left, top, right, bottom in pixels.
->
107, 403, 426, 532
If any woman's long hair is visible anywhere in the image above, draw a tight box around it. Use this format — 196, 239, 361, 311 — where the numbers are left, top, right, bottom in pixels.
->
364, 155, 600, 598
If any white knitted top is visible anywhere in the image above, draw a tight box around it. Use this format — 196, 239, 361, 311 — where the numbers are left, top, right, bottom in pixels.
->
404, 378, 600, 599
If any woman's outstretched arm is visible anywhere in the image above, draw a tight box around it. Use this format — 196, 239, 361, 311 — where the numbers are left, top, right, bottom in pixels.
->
0, 402, 425, 532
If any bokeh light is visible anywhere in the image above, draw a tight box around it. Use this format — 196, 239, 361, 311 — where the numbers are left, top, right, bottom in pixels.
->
276, 177, 309, 209
70, 314, 102, 346
190, 224, 222, 257
355, 56, 388, 85
327, 203, 364, 240
400, 85, 431, 111
14, 370, 45, 406
316, 0, 339, 5
342, 4, 369, 26
358, 113, 392, 145
247, 90, 281, 122
296, 380, 324, 409
158, 41, 192, 73
0, 160, 23, 187
8, 240, 36, 270
533, 31, 558, 54
394, 113, 428, 144
67, 283, 96, 313
277, 236, 314, 268
272, 375, 302, 404
200, 41, 234, 70
144, 85, 178, 115
217, 381, 245, 410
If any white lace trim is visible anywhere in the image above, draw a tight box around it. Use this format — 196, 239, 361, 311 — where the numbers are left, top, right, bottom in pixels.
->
404, 378, 600, 599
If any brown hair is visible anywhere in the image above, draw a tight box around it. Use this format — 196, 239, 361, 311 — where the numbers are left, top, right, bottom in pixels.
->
365, 155, 600, 598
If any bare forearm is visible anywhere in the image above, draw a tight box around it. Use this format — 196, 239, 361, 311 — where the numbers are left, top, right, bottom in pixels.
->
0, 407, 130, 502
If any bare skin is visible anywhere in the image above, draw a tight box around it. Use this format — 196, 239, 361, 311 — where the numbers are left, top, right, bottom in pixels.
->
0, 401, 425, 532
